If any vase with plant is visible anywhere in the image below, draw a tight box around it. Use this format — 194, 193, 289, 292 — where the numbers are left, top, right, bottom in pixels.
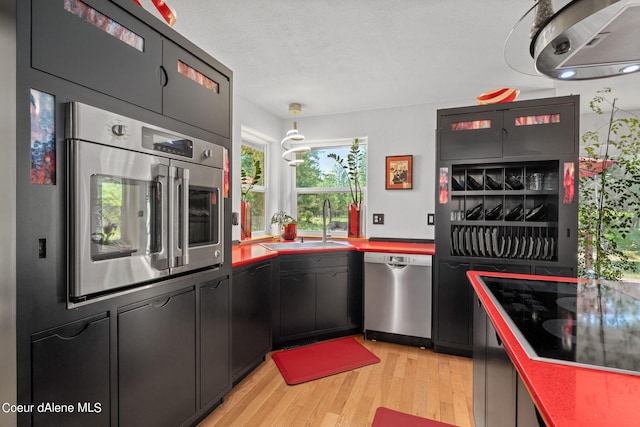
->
240, 159, 262, 240
328, 138, 364, 238
579, 88, 640, 280
271, 211, 298, 241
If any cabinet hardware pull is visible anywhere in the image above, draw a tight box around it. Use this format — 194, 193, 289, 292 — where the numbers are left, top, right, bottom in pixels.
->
209, 280, 225, 289
152, 297, 171, 308
249, 263, 270, 275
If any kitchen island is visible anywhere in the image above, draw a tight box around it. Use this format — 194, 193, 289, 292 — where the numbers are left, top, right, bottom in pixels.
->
468, 271, 640, 427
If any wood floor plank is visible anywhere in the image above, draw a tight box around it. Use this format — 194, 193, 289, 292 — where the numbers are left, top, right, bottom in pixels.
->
399, 357, 417, 414
198, 335, 475, 427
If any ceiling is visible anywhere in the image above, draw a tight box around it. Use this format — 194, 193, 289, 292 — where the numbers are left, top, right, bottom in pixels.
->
141, 0, 640, 118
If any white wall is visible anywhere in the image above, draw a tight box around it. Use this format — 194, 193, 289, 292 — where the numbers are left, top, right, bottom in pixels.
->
231, 94, 282, 241
291, 104, 439, 240
235, 88, 637, 241
234, 96, 443, 240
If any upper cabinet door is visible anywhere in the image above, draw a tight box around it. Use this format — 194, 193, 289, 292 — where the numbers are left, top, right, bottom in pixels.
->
162, 40, 231, 138
438, 111, 504, 161
503, 103, 576, 157
31, 0, 163, 112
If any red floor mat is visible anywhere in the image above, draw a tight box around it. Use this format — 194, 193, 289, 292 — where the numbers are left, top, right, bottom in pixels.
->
372, 407, 456, 427
272, 337, 380, 385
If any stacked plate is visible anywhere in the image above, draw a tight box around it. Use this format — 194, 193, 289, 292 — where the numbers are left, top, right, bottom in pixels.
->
450, 226, 556, 260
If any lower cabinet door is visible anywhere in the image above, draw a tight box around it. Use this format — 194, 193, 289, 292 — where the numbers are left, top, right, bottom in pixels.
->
472, 296, 487, 427
232, 264, 271, 381
316, 270, 349, 331
485, 315, 517, 427
118, 290, 196, 427
31, 314, 110, 427
517, 375, 541, 427
435, 261, 472, 352
279, 272, 316, 337
201, 278, 231, 407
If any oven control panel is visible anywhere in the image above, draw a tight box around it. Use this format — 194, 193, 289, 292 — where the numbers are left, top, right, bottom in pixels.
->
67, 102, 224, 169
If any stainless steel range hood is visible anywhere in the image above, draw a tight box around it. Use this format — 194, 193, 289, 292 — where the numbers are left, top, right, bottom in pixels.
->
531, 0, 640, 80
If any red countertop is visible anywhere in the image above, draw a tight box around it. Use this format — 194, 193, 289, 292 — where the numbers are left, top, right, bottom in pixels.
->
231, 243, 279, 268
232, 239, 435, 267
467, 271, 640, 427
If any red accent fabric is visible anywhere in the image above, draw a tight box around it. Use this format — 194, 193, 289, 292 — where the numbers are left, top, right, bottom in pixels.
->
272, 337, 380, 385
372, 408, 456, 427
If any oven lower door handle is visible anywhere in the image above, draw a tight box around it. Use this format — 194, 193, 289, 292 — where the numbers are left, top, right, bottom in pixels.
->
168, 165, 178, 268
181, 168, 190, 266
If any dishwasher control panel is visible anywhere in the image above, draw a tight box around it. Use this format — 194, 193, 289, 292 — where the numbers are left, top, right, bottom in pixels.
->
363, 252, 432, 266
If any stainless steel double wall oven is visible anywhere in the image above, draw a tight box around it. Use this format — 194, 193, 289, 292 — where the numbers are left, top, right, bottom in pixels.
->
67, 102, 225, 302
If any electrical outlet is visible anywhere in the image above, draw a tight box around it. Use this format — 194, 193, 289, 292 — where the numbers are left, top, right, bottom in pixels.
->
427, 213, 435, 225
373, 213, 385, 224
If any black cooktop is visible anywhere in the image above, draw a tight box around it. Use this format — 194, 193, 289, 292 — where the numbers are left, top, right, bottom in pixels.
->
481, 276, 640, 375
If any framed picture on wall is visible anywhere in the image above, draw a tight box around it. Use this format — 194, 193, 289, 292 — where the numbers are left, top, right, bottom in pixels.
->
386, 155, 413, 190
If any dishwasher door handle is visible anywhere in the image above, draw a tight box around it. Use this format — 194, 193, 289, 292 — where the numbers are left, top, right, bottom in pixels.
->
387, 263, 409, 270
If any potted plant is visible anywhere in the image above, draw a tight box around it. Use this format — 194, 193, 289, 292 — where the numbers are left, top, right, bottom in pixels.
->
328, 138, 364, 237
579, 88, 640, 280
271, 211, 298, 241
240, 159, 261, 240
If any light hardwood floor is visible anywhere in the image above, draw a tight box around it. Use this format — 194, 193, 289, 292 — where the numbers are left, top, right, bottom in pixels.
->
198, 335, 475, 427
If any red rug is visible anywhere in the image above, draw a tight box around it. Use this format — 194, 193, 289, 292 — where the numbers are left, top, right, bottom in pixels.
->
272, 337, 380, 385
372, 407, 456, 427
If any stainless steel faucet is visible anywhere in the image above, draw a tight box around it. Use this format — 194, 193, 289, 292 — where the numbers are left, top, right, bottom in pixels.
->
322, 198, 332, 242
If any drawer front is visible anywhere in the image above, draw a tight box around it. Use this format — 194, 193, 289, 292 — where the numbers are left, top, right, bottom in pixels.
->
280, 253, 349, 271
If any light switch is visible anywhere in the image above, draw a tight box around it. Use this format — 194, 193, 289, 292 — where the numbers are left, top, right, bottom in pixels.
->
373, 214, 384, 224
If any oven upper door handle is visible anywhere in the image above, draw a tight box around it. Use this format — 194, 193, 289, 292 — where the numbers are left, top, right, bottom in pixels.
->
169, 165, 190, 268
151, 167, 166, 255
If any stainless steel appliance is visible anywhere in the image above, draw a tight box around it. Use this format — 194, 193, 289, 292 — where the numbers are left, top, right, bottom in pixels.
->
67, 102, 224, 302
364, 252, 432, 347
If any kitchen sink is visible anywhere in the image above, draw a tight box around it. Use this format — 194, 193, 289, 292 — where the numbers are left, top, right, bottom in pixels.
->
260, 241, 352, 251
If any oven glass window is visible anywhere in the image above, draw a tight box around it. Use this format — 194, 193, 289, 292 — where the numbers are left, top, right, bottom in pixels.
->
188, 186, 219, 246
90, 175, 158, 260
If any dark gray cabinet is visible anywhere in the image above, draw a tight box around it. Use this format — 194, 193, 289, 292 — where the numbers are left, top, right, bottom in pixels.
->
17, 0, 234, 425
118, 289, 196, 427
316, 270, 349, 330
273, 252, 362, 345
31, 0, 230, 137
200, 278, 231, 407
162, 39, 230, 138
32, 0, 163, 113
231, 262, 271, 384
31, 314, 110, 427
438, 97, 578, 161
434, 96, 579, 357
434, 260, 472, 354
473, 295, 541, 427
503, 102, 576, 157
280, 271, 317, 337
438, 110, 504, 161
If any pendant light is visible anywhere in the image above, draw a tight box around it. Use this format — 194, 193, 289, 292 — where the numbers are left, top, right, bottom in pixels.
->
281, 103, 310, 167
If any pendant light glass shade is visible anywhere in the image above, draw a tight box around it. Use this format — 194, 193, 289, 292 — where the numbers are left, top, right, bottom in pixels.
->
281, 104, 310, 166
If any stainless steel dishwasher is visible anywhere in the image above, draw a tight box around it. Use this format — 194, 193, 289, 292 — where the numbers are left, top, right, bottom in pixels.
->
364, 252, 432, 348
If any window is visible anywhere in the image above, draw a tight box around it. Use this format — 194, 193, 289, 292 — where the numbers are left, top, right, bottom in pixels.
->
294, 139, 367, 235
241, 142, 267, 235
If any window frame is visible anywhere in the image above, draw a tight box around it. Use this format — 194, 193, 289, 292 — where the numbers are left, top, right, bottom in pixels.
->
291, 137, 368, 236
240, 132, 269, 237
